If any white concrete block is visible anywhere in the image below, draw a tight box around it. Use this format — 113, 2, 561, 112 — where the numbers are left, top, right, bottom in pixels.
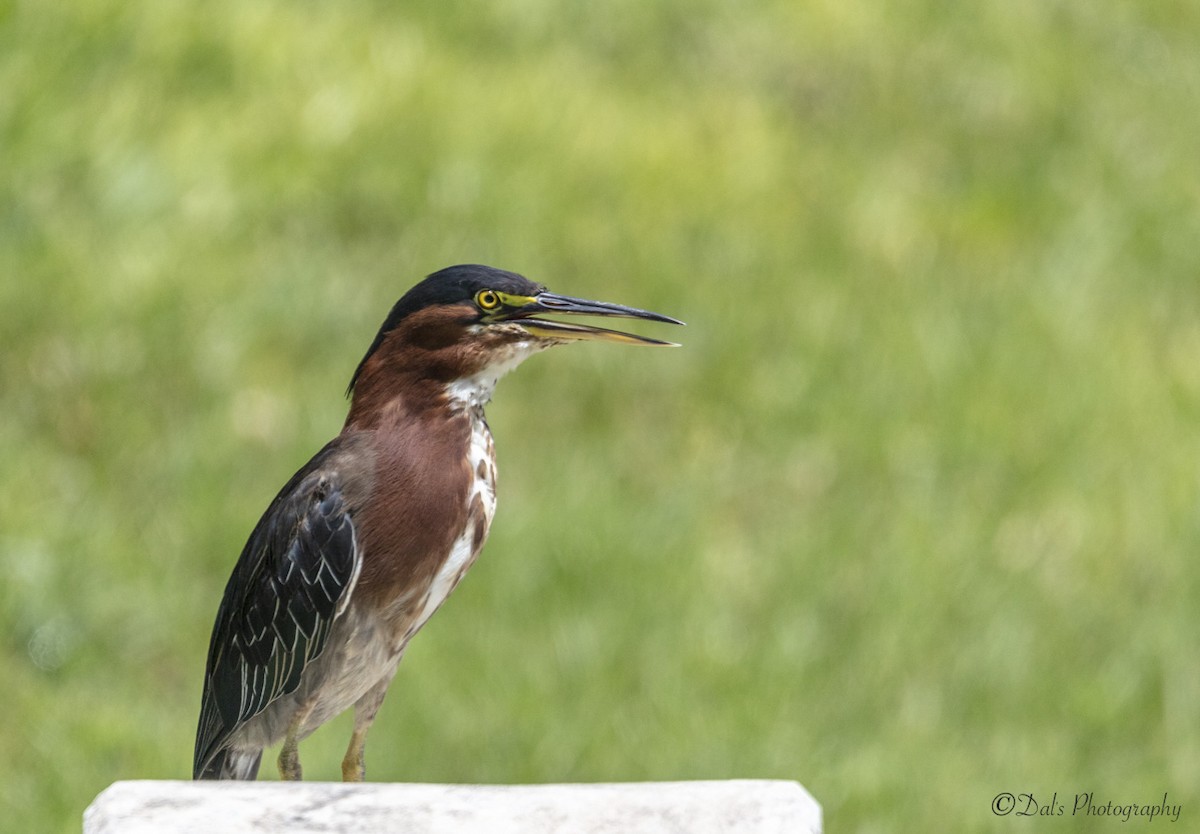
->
84, 780, 820, 834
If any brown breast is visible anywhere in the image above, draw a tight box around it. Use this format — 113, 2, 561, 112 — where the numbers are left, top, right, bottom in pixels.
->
349, 401, 475, 618
339, 304, 507, 641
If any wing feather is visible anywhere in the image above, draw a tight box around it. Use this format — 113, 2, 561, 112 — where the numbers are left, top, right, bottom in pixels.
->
193, 442, 361, 778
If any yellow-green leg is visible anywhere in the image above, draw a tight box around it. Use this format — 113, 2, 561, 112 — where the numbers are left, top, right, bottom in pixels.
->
278, 733, 302, 781
341, 726, 369, 782
342, 677, 393, 782
278, 703, 315, 781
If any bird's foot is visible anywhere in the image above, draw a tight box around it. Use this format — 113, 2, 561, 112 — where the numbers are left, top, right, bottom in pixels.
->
278, 740, 303, 781
341, 730, 366, 782
341, 755, 365, 782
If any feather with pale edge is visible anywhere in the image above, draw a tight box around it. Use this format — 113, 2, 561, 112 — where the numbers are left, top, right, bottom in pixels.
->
193, 442, 360, 779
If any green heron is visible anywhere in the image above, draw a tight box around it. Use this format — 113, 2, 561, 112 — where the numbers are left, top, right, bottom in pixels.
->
193, 264, 682, 781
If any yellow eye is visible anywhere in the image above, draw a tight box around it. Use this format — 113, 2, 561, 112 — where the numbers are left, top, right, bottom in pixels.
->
476, 290, 501, 311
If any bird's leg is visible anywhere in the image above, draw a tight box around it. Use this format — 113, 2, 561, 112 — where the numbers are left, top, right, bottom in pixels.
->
278, 737, 302, 781
278, 701, 315, 781
278, 726, 303, 781
342, 675, 394, 782
340, 728, 368, 783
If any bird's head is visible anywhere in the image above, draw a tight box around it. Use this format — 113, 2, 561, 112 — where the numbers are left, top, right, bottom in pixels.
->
347, 264, 682, 408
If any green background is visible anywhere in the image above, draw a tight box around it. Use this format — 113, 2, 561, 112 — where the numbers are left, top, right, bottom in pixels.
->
2, 1, 1197, 831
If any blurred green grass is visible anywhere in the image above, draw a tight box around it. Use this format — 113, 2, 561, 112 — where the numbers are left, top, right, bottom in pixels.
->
3, 0, 1199, 831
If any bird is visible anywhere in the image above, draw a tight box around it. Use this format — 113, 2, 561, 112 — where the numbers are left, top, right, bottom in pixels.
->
193, 264, 682, 782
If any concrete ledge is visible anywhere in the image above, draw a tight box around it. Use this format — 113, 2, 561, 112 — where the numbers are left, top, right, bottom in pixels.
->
84, 780, 820, 834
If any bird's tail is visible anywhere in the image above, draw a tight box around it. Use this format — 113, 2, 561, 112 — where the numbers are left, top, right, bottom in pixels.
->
195, 748, 263, 780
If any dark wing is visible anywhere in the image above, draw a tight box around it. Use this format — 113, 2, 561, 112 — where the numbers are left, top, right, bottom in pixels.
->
193, 441, 361, 778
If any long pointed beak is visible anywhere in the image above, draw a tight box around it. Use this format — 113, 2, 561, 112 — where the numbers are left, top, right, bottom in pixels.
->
501, 292, 685, 346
